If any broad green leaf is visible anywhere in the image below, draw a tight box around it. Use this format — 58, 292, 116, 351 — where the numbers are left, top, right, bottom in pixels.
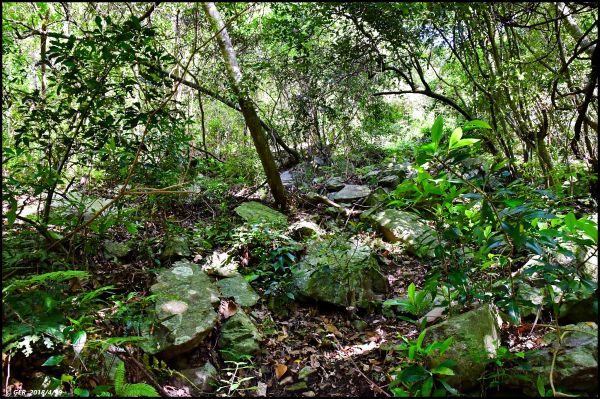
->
452, 138, 480, 149
95, 16, 102, 29
439, 379, 459, 395
408, 344, 416, 360
422, 377, 434, 396
463, 120, 492, 131
42, 355, 64, 366
431, 116, 444, 151
563, 212, 576, 230
72, 330, 87, 355
391, 387, 409, 397
74, 388, 90, 397
431, 366, 455, 376
407, 282, 416, 303
448, 127, 462, 149
536, 376, 546, 397
576, 219, 598, 244
416, 329, 427, 350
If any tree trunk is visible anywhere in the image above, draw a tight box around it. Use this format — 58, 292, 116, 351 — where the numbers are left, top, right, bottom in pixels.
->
202, 2, 287, 209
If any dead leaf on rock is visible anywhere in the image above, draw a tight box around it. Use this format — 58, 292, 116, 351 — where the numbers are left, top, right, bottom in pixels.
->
218, 299, 238, 319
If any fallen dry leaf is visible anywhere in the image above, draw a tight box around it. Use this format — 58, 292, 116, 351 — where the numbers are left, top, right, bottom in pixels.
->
324, 323, 341, 336
218, 299, 238, 319
275, 363, 288, 380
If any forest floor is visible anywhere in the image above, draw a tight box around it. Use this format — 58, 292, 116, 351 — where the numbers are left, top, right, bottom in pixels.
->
4, 166, 565, 397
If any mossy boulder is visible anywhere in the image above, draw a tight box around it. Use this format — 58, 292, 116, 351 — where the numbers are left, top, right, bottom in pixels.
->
325, 176, 345, 191
142, 261, 219, 358
423, 304, 502, 391
292, 238, 387, 308
504, 322, 598, 395
234, 201, 287, 225
161, 235, 191, 259
218, 310, 263, 361
362, 209, 438, 257
103, 240, 131, 260
179, 362, 218, 394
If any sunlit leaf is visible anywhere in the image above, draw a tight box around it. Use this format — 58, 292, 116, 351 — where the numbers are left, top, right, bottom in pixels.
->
431, 116, 444, 151
42, 355, 64, 366
72, 330, 87, 355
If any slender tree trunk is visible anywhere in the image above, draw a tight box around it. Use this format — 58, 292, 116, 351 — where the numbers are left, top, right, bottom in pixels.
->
202, 2, 287, 209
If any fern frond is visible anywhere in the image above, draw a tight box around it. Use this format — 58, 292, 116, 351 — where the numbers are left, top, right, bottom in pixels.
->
119, 383, 160, 397
113, 361, 160, 397
114, 362, 126, 393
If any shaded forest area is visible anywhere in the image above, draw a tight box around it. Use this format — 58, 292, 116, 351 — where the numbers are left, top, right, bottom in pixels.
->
2, 2, 598, 397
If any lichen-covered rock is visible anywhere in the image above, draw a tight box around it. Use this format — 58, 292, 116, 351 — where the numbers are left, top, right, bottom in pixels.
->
234, 201, 287, 225
161, 235, 191, 259
504, 322, 598, 395
179, 362, 218, 394
103, 240, 131, 260
216, 275, 260, 307
365, 187, 388, 206
513, 257, 597, 322
378, 175, 400, 188
292, 238, 387, 308
330, 185, 371, 202
202, 250, 239, 277
325, 176, 345, 191
362, 209, 438, 257
142, 261, 218, 358
423, 304, 502, 391
218, 310, 262, 361
288, 220, 323, 238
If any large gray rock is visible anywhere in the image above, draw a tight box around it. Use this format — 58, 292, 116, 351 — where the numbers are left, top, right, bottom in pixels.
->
216, 275, 260, 307
280, 170, 295, 187
218, 310, 263, 361
234, 201, 287, 225
505, 322, 598, 395
423, 304, 502, 390
143, 261, 219, 358
292, 238, 387, 308
330, 185, 371, 202
362, 209, 438, 257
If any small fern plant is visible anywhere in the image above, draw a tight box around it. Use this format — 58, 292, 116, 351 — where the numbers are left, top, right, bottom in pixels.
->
114, 362, 160, 397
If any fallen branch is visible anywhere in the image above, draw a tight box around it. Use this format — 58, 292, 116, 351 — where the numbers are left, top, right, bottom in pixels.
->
304, 192, 362, 217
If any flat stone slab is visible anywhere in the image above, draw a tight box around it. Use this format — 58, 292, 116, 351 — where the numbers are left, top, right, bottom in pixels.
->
363, 209, 437, 257
216, 275, 260, 307
143, 261, 219, 358
234, 201, 287, 225
325, 176, 345, 191
330, 185, 371, 202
